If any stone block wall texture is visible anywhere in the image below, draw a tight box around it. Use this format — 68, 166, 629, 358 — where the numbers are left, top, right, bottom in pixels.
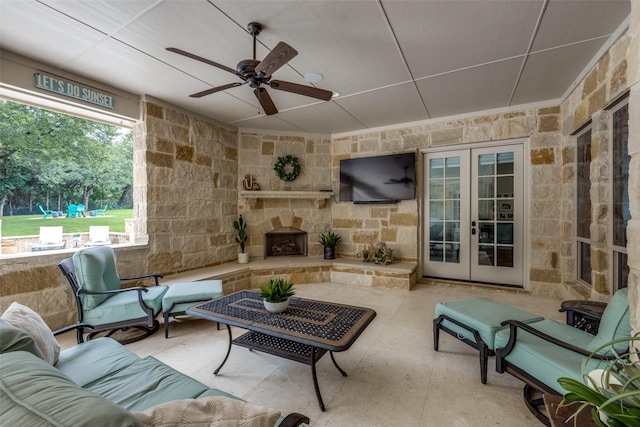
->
141, 102, 239, 274
559, 28, 633, 301
237, 132, 333, 259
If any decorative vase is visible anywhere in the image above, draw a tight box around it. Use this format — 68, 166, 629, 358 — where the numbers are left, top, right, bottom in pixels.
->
238, 252, 249, 264
263, 299, 289, 314
323, 247, 336, 260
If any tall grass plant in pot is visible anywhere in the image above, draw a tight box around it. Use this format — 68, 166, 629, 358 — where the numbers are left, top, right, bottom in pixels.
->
234, 215, 248, 263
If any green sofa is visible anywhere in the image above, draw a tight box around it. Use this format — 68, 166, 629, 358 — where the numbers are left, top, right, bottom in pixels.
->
0, 320, 308, 426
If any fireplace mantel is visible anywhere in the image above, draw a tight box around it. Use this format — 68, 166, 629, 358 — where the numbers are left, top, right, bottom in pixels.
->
240, 191, 333, 208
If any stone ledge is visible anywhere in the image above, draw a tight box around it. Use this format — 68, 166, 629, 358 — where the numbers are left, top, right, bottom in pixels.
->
162, 256, 417, 292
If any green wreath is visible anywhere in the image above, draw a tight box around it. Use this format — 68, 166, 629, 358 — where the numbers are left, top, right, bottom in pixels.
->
273, 155, 301, 182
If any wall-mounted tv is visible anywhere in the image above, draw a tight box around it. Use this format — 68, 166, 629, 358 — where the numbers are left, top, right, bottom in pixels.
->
339, 152, 416, 204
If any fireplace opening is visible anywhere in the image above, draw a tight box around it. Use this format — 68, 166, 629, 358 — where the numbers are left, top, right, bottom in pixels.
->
264, 227, 308, 257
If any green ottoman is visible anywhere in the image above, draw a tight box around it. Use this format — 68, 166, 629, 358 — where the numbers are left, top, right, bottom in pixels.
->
434, 298, 543, 384
162, 280, 223, 338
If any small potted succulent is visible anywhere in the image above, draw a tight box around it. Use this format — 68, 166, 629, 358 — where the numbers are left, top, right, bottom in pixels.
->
233, 215, 249, 264
258, 278, 295, 313
319, 231, 341, 260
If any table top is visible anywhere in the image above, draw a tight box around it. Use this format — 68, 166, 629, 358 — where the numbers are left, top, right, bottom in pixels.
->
187, 290, 376, 352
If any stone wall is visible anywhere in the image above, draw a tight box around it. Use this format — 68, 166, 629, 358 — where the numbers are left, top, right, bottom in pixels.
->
236, 132, 333, 259
331, 107, 565, 294
559, 29, 632, 300
140, 102, 239, 273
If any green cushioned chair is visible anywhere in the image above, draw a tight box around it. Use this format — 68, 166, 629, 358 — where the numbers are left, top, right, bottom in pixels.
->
495, 288, 631, 425
58, 246, 168, 344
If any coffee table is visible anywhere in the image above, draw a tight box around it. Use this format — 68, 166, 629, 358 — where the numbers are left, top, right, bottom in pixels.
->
186, 290, 376, 411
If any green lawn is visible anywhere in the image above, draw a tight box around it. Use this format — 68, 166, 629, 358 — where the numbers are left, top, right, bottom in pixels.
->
0, 209, 133, 237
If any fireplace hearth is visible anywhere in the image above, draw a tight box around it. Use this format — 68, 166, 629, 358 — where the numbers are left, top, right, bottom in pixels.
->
264, 227, 308, 257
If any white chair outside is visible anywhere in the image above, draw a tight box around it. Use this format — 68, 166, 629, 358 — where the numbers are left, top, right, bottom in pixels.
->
32, 226, 65, 251
85, 226, 111, 247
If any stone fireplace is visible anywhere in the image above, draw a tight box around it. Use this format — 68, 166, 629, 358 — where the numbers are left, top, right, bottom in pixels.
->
264, 227, 308, 257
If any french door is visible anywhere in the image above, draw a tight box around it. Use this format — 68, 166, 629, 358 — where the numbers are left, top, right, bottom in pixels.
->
423, 144, 524, 286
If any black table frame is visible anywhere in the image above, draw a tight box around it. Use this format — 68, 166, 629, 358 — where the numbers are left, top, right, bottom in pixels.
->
187, 290, 376, 411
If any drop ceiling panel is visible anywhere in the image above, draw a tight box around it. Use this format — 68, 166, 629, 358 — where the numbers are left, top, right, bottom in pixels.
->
239, 101, 364, 135
417, 58, 523, 118
531, 0, 631, 51
215, 1, 411, 95
0, 1, 106, 67
335, 83, 428, 129
512, 38, 608, 105
383, 0, 543, 78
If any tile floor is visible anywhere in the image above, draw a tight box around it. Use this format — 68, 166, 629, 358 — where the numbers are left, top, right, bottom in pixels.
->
58, 281, 567, 426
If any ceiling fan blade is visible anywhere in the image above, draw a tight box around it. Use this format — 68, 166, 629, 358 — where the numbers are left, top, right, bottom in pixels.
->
255, 42, 298, 78
190, 82, 243, 98
254, 88, 278, 115
166, 47, 237, 75
269, 80, 333, 101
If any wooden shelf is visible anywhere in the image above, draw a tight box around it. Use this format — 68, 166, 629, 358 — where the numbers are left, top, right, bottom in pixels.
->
240, 191, 333, 208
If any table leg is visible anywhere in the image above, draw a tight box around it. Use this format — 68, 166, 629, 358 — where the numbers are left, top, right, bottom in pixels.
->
330, 351, 347, 377
311, 351, 326, 412
214, 324, 232, 375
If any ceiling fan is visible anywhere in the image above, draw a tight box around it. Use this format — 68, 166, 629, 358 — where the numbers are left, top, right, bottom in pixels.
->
166, 22, 333, 115
385, 166, 413, 186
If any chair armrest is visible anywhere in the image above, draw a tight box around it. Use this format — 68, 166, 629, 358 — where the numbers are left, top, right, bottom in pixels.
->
52, 323, 94, 336
120, 273, 163, 286
78, 287, 149, 296
278, 413, 310, 427
498, 320, 615, 361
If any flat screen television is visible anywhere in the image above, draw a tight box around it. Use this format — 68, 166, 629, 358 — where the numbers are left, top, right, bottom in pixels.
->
339, 152, 416, 204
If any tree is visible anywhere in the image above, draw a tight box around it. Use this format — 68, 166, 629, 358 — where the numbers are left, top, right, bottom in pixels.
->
0, 99, 133, 216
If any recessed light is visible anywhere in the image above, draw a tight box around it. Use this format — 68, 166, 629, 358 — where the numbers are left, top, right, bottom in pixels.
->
304, 72, 323, 83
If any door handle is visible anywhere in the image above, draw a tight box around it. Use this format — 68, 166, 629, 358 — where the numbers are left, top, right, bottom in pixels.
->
471, 221, 476, 235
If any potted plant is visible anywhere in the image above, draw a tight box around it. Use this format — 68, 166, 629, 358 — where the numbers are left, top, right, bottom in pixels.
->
233, 215, 249, 264
558, 336, 640, 426
258, 278, 295, 313
319, 231, 341, 260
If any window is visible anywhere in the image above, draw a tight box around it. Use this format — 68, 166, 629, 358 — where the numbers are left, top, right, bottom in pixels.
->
0, 98, 133, 254
576, 127, 592, 286
611, 100, 629, 290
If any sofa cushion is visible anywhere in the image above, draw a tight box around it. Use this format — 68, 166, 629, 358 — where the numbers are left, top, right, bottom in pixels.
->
55, 337, 141, 387
587, 288, 631, 355
73, 245, 122, 309
80, 285, 167, 325
1, 302, 61, 364
0, 351, 142, 427
0, 319, 46, 360
86, 356, 210, 412
132, 396, 280, 427
494, 319, 596, 394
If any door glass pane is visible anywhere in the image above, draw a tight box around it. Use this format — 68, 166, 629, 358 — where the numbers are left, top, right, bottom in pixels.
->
478, 154, 495, 176
476, 151, 515, 270
497, 152, 514, 174
496, 176, 513, 198
445, 178, 460, 199
479, 245, 494, 266
430, 179, 443, 199
428, 156, 461, 265
478, 177, 494, 198
445, 157, 460, 177
497, 247, 513, 267
445, 200, 459, 220
430, 158, 444, 178
496, 224, 513, 244
430, 201, 443, 219
478, 200, 494, 220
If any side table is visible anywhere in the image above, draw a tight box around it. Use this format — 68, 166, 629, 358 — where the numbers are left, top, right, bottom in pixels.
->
559, 300, 607, 334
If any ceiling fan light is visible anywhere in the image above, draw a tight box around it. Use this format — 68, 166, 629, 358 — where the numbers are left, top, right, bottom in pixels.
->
332, 91, 341, 99
304, 72, 323, 83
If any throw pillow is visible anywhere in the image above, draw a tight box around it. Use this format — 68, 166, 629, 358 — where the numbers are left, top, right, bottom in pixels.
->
132, 396, 281, 427
1, 302, 61, 364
